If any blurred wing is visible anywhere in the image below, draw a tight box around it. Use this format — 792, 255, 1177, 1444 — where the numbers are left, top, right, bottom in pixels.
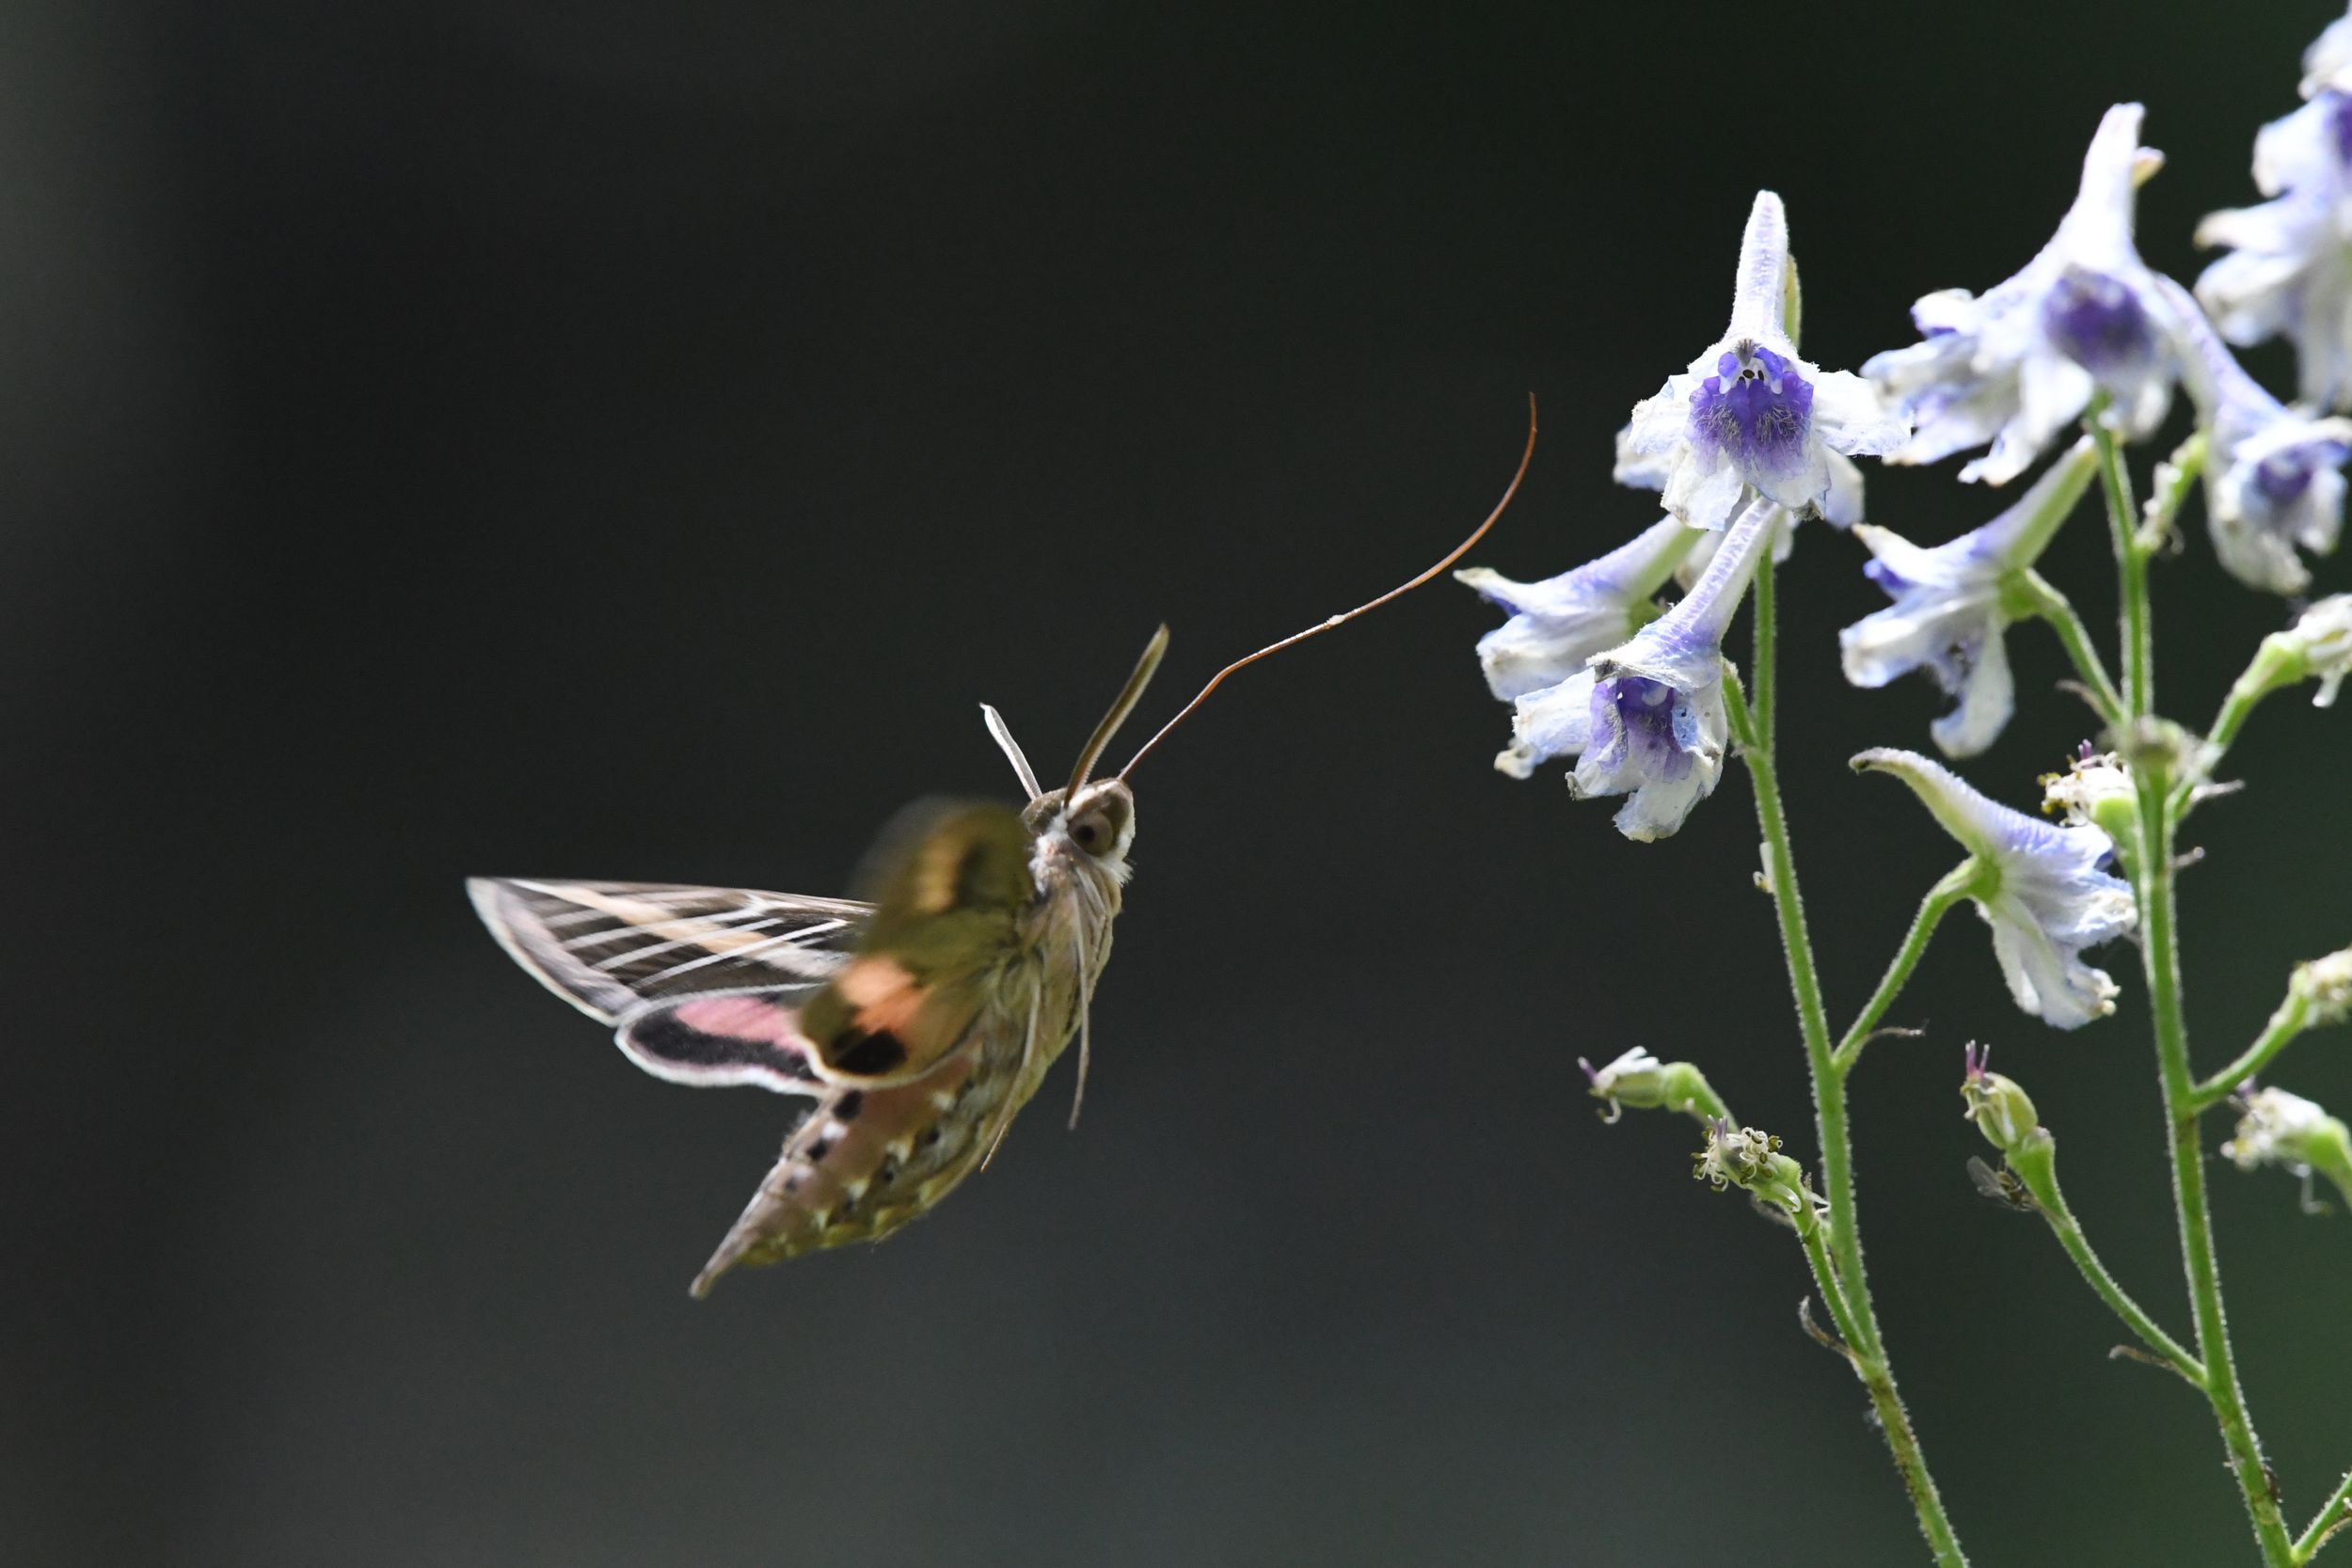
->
798, 800, 1038, 1081
468, 878, 870, 1022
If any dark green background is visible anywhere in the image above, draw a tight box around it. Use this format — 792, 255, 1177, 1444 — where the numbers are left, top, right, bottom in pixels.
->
8, 2, 2349, 1564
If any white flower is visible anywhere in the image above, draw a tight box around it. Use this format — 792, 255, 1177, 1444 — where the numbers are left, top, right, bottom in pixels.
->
2195, 11, 2352, 411
1839, 438, 2099, 756
2305, 6, 2352, 98
2164, 277, 2352, 594
1614, 191, 1905, 531
1456, 515, 1697, 705
1853, 748, 2137, 1030
1867, 104, 2180, 484
1511, 497, 1775, 840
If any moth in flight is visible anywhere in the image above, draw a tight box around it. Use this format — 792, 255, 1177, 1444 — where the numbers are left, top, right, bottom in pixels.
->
471, 403, 1534, 1295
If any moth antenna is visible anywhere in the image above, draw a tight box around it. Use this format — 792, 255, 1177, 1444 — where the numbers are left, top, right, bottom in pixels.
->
1063, 623, 1171, 799
1066, 923, 1095, 1131
1117, 393, 1536, 781
979, 704, 1043, 801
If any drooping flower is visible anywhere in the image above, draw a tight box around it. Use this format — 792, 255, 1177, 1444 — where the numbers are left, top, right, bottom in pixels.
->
2155, 277, 2352, 594
1507, 496, 1775, 840
1456, 515, 1698, 705
1615, 191, 1905, 531
1838, 437, 2099, 756
2195, 12, 2352, 409
1579, 1045, 1729, 1125
2234, 594, 2352, 710
1852, 748, 2137, 1030
1867, 104, 2180, 484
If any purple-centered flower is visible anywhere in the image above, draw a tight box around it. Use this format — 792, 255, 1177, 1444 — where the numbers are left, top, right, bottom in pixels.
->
1866, 104, 2180, 484
2197, 12, 2352, 409
1456, 515, 1698, 705
1506, 497, 1776, 841
1838, 439, 2099, 757
1853, 748, 2137, 1030
2161, 277, 2352, 594
1615, 192, 1905, 531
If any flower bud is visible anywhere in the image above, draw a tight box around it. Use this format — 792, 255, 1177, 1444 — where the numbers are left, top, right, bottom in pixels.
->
1960, 1042, 2042, 1158
1581, 1047, 1729, 1124
2041, 744, 2137, 847
2223, 1086, 2352, 1213
2290, 947, 2352, 1027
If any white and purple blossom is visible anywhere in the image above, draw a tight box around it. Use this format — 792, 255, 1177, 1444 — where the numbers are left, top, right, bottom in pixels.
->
2196, 11, 2352, 408
1504, 497, 1776, 841
1615, 192, 1904, 531
2162, 277, 2352, 594
1839, 438, 2100, 757
1867, 104, 2179, 484
1456, 515, 1697, 704
1852, 748, 2137, 1030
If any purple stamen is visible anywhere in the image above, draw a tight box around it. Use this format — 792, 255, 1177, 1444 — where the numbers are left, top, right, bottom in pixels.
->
2253, 449, 2322, 509
1597, 674, 1693, 781
2042, 267, 2151, 372
1690, 340, 1814, 478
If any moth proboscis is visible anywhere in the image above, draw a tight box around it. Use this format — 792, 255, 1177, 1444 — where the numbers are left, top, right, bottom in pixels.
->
471, 397, 1536, 1295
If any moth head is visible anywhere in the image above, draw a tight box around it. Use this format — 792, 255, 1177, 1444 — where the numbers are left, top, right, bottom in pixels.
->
1023, 779, 1136, 864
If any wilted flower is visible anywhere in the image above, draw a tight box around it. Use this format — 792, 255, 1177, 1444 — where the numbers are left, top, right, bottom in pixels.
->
2163, 277, 2352, 594
2040, 743, 2137, 848
1692, 1119, 1820, 1227
2292, 946, 2352, 1025
1579, 1046, 1729, 1124
2223, 1086, 2352, 1212
1508, 496, 1775, 840
2249, 594, 2352, 707
1615, 191, 1904, 531
1853, 748, 2137, 1030
2195, 12, 2352, 409
1867, 104, 2179, 484
1457, 515, 1697, 705
1839, 438, 2099, 756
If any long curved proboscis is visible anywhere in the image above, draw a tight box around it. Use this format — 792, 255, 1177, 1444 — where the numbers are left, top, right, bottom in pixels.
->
1117, 394, 1538, 781
1065, 624, 1172, 799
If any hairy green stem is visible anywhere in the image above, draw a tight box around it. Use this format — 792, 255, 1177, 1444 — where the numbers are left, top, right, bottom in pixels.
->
2003, 1133, 2205, 1386
2091, 417, 2153, 717
2090, 410, 2294, 1562
2010, 568, 2125, 729
2136, 773, 2297, 1564
1835, 863, 1979, 1074
2298, 1466, 2352, 1561
2193, 992, 2314, 1115
1725, 555, 1966, 1567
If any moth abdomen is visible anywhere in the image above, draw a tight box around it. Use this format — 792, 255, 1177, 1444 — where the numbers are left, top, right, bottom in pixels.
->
691, 1050, 994, 1294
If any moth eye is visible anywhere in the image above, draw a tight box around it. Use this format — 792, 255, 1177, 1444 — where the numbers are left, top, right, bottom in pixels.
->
1070, 810, 1116, 854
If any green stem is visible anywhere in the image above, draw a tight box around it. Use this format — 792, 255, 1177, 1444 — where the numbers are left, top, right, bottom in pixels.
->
2090, 415, 2153, 717
2010, 568, 2125, 730
2003, 1132, 2205, 1386
1724, 570, 1967, 1566
2137, 767, 2297, 1566
2192, 993, 2314, 1115
1753, 529, 1778, 750
2092, 421, 2296, 1563
1835, 863, 1979, 1074
2298, 1465, 2352, 1561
